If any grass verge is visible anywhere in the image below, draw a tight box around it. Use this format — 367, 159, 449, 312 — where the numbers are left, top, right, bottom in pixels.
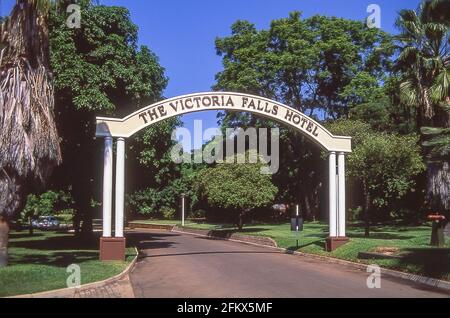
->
0, 230, 136, 297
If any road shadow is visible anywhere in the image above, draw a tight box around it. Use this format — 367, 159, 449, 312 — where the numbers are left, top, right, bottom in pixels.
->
126, 231, 180, 256
303, 233, 328, 238
9, 233, 45, 240
191, 228, 270, 238
286, 239, 326, 251
348, 232, 416, 240
10, 232, 101, 251
8, 231, 105, 267
140, 250, 282, 259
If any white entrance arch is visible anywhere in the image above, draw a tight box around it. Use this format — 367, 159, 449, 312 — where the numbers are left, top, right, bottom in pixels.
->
95, 92, 352, 260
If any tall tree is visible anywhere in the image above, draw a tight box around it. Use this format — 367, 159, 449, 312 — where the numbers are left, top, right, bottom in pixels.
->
395, 0, 450, 212
214, 12, 393, 218
0, 0, 62, 266
48, 1, 169, 236
215, 12, 393, 118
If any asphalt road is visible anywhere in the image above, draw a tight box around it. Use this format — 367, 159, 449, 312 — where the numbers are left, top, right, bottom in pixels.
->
128, 230, 449, 298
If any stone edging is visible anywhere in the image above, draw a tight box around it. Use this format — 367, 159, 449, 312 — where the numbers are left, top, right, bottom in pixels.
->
172, 225, 278, 248
172, 226, 450, 295
8, 247, 139, 298
129, 222, 174, 231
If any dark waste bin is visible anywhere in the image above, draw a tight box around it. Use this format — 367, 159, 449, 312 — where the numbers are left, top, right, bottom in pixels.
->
291, 217, 304, 231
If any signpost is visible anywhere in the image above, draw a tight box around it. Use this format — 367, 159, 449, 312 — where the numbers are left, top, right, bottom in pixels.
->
291, 205, 304, 248
181, 193, 186, 227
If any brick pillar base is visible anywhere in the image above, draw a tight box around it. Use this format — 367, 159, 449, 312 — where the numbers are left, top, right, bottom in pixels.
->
100, 237, 126, 261
325, 237, 349, 252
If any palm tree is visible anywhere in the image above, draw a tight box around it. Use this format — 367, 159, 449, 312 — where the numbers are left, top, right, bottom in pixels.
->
0, 0, 61, 266
396, 0, 449, 213
396, 0, 449, 126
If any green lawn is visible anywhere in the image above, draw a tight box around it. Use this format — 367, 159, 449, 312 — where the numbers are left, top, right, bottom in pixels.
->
131, 220, 450, 281
0, 231, 136, 297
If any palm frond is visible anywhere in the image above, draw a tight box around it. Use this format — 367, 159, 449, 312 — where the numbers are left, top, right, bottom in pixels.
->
396, 9, 423, 39
398, 46, 419, 63
429, 68, 450, 103
421, 126, 450, 136
399, 79, 420, 106
422, 134, 450, 157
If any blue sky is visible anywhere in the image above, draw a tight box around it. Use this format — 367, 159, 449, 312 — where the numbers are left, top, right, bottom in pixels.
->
1, 0, 421, 149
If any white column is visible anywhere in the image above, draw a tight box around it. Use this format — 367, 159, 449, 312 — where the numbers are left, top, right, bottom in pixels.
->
329, 152, 337, 237
115, 138, 125, 238
102, 137, 113, 237
181, 194, 185, 227
338, 152, 346, 237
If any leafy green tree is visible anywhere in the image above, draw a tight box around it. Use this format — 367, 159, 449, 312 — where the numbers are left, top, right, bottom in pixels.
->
196, 153, 277, 229
328, 120, 426, 236
128, 163, 200, 219
21, 191, 63, 234
215, 11, 393, 118
48, 1, 170, 236
395, 0, 449, 212
349, 97, 391, 132
213, 12, 394, 220
349, 76, 418, 135
272, 131, 324, 221
128, 118, 182, 192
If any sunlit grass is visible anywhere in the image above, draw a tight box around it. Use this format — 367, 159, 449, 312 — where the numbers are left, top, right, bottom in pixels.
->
0, 231, 136, 297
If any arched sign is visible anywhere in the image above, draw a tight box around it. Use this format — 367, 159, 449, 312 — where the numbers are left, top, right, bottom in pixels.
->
96, 92, 352, 153
96, 92, 352, 261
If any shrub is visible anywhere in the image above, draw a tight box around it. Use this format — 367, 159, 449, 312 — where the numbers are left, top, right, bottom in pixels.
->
161, 207, 176, 220
196, 152, 278, 229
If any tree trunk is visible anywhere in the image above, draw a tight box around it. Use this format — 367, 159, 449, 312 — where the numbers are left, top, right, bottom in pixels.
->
426, 160, 450, 212
28, 216, 33, 235
81, 213, 93, 239
363, 182, 371, 237
303, 194, 312, 221
0, 0, 62, 260
0, 217, 10, 267
423, 102, 449, 214
237, 212, 245, 230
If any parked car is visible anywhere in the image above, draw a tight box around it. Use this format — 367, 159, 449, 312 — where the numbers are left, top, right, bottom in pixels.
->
32, 216, 60, 230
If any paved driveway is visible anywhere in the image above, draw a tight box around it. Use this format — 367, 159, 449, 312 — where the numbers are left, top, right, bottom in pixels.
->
128, 230, 449, 298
